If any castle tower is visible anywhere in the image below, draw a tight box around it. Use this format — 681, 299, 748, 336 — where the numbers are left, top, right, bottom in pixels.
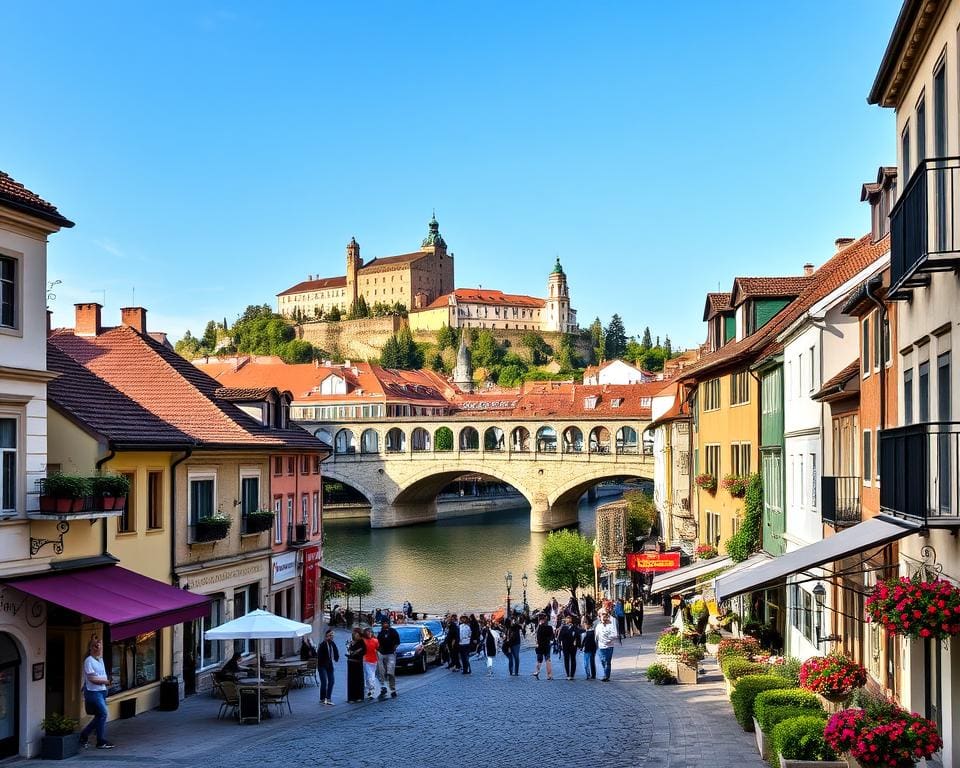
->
421, 212, 454, 300
345, 237, 362, 310
545, 257, 570, 333
453, 334, 474, 394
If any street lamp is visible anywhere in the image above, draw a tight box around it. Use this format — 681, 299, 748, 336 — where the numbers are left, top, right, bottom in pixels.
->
505, 571, 513, 618
812, 582, 841, 647
521, 572, 528, 615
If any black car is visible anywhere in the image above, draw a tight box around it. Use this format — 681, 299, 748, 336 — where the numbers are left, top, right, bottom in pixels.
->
394, 624, 440, 673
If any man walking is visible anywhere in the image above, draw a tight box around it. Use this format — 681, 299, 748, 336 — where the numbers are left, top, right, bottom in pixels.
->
531, 613, 555, 680
595, 610, 618, 682
317, 629, 339, 705
458, 615, 472, 674
377, 619, 401, 699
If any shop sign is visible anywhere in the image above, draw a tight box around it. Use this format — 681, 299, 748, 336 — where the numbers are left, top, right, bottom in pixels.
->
626, 551, 680, 573
272, 552, 297, 586
301, 547, 320, 622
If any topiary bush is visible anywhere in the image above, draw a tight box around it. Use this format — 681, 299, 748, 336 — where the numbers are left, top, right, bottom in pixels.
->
769, 715, 835, 766
722, 657, 769, 682
730, 675, 792, 731
754, 688, 824, 733
717, 636, 760, 665
646, 663, 675, 685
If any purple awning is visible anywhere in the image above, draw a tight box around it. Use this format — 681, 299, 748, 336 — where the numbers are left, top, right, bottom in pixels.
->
7, 566, 210, 640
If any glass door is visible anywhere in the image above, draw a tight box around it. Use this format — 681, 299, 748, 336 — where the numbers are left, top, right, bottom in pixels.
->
0, 633, 20, 758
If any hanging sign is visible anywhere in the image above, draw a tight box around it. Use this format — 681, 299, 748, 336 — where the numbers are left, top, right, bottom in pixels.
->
626, 551, 681, 573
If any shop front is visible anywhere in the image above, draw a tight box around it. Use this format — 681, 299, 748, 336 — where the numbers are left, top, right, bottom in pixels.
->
0, 585, 47, 758
270, 551, 298, 656
301, 546, 320, 633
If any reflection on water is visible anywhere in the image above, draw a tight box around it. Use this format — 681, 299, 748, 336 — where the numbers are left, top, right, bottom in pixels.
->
323, 498, 607, 616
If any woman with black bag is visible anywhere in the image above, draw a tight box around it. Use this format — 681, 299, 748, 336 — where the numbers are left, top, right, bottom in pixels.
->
503, 618, 522, 676
346, 628, 365, 703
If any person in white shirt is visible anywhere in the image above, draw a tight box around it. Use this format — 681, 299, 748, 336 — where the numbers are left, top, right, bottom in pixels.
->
594, 611, 618, 681
79, 635, 115, 749
458, 617, 472, 674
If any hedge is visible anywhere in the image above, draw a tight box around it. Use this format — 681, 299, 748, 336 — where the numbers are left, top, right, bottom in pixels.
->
722, 658, 769, 682
716, 636, 760, 665
730, 674, 792, 731
754, 688, 823, 733
768, 715, 834, 767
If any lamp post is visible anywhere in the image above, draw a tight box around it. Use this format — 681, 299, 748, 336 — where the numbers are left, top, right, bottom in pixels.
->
505, 571, 513, 619
521, 572, 528, 615
812, 581, 841, 647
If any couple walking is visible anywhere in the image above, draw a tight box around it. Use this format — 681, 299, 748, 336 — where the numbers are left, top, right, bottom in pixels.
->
346, 621, 401, 702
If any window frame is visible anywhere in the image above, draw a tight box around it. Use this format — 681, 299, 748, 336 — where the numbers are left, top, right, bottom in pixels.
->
862, 430, 873, 486
188, 470, 217, 525
273, 496, 283, 544
702, 378, 721, 411
146, 470, 163, 530
0, 413, 19, 516
0, 251, 21, 335
239, 467, 261, 519
117, 471, 136, 534
730, 371, 750, 407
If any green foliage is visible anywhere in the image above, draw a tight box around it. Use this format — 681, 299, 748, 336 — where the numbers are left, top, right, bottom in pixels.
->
497, 363, 527, 387
520, 331, 550, 365
646, 663, 675, 685
91, 474, 130, 497
716, 636, 760, 664
201, 320, 219, 350
229, 304, 321, 362
729, 675, 792, 731
347, 567, 373, 612
603, 314, 627, 360
379, 327, 423, 370
640, 326, 652, 350
664, 335, 673, 357
769, 716, 834, 765
436, 325, 457, 351
723, 658, 769, 682
535, 529, 594, 598
623, 490, 657, 543
724, 472, 763, 562
471, 330, 504, 369
706, 631, 722, 645
554, 333, 578, 371
428, 352, 445, 372
754, 689, 824, 734
325, 306, 342, 321
41, 713, 78, 736
769, 657, 803, 686
589, 318, 604, 363
42, 474, 90, 499
434, 427, 453, 451
347, 295, 370, 319
174, 330, 203, 359
279, 339, 314, 363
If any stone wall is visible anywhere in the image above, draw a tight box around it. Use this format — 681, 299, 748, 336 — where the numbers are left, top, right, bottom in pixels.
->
297, 316, 404, 361
411, 326, 593, 366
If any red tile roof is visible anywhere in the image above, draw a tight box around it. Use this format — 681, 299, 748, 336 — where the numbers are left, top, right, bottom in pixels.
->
48, 327, 324, 450
502, 382, 660, 418
703, 292, 733, 321
361, 252, 430, 270
730, 276, 810, 307
812, 360, 861, 402
277, 275, 347, 297
416, 288, 545, 312
214, 386, 281, 402
0, 171, 74, 228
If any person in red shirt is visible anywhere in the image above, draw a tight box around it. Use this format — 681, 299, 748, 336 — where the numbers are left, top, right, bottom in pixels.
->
361, 628, 380, 700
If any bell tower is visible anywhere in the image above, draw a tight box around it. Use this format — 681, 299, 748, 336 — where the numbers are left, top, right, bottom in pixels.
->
545, 257, 570, 333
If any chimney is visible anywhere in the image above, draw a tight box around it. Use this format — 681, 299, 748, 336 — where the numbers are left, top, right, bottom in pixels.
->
74, 303, 102, 337
803, 263, 815, 276
835, 237, 855, 252
120, 306, 148, 334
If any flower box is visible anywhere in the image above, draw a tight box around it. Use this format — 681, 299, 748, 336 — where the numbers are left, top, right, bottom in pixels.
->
866, 573, 960, 639
40, 733, 80, 760
242, 510, 275, 534
695, 473, 717, 492
778, 757, 847, 768
193, 517, 231, 543
723, 473, 748, 497
676, 662, 698, 685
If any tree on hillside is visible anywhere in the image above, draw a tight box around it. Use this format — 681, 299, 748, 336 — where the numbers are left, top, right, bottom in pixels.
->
555, 334, 577, 372
380, 335, 401, 368
520, 331, 550, 365
604, 315, 627, 360
326, 306, 342, 321
535, 529, 594, 599
589, 318, 604, 363
347, 295, 370, 320
471, 330, 503, 369
175, 330, 202, 359
380, 327, 423, 369
201, 320, 219, 351
279, 339, 314, 363
664, 335, 673, 357
640, 326, 652, 350
436, 325, 457, 351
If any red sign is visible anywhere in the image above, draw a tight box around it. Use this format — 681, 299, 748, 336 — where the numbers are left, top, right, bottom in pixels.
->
301, 546, 321, 622
626, 551, 681, 573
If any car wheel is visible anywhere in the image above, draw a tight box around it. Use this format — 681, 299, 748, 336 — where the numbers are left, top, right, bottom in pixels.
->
418, 654, 427, 674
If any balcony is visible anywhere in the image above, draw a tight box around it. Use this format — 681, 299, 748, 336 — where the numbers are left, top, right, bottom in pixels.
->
889, 157, 960, 299
880, 423, 960, 527
821, 476, 861, 528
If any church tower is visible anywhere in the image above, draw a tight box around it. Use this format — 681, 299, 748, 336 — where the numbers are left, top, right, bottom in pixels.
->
545, 257, 570, 333
420, 212, 454, 301
345, 237, 362, 310
453, 334, 474, 393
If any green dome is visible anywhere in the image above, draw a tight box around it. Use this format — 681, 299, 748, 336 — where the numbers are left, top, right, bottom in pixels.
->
551, 257, 565, 275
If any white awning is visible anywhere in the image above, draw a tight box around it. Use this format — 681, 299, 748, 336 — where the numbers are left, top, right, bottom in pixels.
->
708, 551, 772, 590
650, 555, 733, 595
715, 516, 919, 603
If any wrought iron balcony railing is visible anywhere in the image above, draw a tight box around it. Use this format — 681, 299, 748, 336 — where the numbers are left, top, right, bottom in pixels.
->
880, 422, 960, 527
820, 476, 861, 528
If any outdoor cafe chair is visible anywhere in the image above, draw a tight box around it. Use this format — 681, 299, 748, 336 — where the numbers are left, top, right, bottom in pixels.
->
217, 681, 240, 720
294, 659, 317, 688
262, 679, 292, 716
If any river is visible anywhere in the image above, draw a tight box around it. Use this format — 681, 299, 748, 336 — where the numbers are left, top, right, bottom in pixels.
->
322, 493, 625, 616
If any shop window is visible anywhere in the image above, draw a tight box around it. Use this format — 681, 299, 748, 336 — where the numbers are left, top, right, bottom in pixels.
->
199, 596, 224, 670
108, 631, 159, 692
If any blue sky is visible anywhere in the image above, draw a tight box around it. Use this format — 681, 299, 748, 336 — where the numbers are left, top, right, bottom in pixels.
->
4, 2, 901, 350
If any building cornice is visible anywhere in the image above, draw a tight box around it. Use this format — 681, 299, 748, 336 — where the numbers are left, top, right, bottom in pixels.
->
869, 0, 947, 107
0, 365, 60, 384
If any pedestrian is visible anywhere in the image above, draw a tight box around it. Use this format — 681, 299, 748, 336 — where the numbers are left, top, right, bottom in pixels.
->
595, 610, 618, 682
218, 651, 242, 681
481, 621, 498, 677
317, 629, 339, 705
633, 597, 644, 636
446, 613, 461, 671
299, 636, 318, 660
580, 617, 597, 679
557, 615, 580, 680
578, 593, 587, 618
503, 617, 522, 676
346, 628, 365, 703
531, 613, 555, 680
361, 627, 380, 699
623, 598, 634, 638
377, 619, 401, 699
458, 615, 472, 674
469, 614, 481, 657
584, 593, 596, 617
613, 598, 626, 642
79, 635, 115, 750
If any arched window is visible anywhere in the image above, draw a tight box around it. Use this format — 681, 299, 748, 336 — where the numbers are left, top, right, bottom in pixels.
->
562, 426, 583, 453
359, 429, 379, 454
434, 427, 454, 452
536, 426, 557, 453
411, 428, 431, 452
484, 427, 505, 451
335, 429, 356, 455
314, 428, 332, 445
589, 427, 610, 455
459, 427, 480, 451
511, 427, 531, 452
386, 428, 406, 453
616, 426, 639, 454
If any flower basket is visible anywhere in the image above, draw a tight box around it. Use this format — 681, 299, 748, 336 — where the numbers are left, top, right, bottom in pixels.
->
722, 473, 748, 497
193, 516, 232, 543
40, 713, 79, 760
242, 510, 275, 534
38, 475, 90, 514
865, 573, 960, 639
695, 544, 719, 560
798, 653, 866, 701
824, 707, 941, 768
695, 473, 717, 492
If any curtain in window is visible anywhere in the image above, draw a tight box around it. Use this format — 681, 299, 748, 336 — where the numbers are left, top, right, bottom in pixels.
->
190, 479, 214, 522
241, 477, 258, 516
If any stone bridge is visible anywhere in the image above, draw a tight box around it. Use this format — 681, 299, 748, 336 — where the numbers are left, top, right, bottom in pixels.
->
308, 416, 654, 531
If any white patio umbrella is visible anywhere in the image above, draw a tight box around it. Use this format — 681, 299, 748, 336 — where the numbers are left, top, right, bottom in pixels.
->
204, 609, 311, 722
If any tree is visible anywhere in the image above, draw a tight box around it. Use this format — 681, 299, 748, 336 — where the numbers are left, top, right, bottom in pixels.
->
589, 318, 604, 363
428, 352, 445, 372
535, 529, 595, 599
664, 335, 673, 357
471, 330, 503, 369
326, 306, 342, 322
497, 363, 527, 387
346, 567, 373, 613
380, 335, 401, 368
434, 427, 453, 451
640, 326, 652, 350
279, 339, 314, 363
348, 295, 370, 320
175, 330, 202, 359
623, 490, 657, 545
604, 314, 627, 360
554, 334, 577, 372
436, 325, 457, 351
201, 320, 218, 351
520, 331, 549, 365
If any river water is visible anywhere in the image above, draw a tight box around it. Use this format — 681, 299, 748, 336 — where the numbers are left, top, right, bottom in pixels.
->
323, 495, 620, 616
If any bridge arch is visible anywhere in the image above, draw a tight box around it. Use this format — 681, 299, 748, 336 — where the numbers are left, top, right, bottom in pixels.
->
562, 426, 583, 454
547, 467, 653, 511
458, 426, 479, 451
320, 466, 377, 508
411, 427, 431, 452
535, 425, 557, 453
334, 428, 356, 454
511, 427, 530, 452
484, 426, 505, 451
392, 462, 536, 512
589, 426, 610, 454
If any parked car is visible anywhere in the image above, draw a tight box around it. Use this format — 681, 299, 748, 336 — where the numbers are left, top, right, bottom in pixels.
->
412, 619, 448, 666
394, 624, 440, 673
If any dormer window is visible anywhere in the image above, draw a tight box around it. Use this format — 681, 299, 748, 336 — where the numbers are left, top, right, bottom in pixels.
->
611, 398, 623, 408
584, 395, 599, 410
640, 397, 652, 407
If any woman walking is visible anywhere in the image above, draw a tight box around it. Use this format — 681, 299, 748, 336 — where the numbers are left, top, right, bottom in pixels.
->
481, 621, 498, 677
580, 617, 597, 679
361, 628, 380, 700
503, 618, 522, 676
445, 614, 461, 671
346, 628, 365, 703
557, 615, 580, 680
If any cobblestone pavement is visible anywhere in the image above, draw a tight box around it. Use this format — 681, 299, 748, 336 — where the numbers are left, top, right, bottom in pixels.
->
20, 615, 767, 768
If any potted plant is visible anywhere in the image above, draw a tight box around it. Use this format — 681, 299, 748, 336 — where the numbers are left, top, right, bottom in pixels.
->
695, 472, 717, 492
730, 674, 792, 731
769, 715, 844, 767
676, 644, 704, 684
91, 474, 130, 511
865, 573, 960, 639
39, 475, 90, 513
695, 543, 718, 560
798, 653, 867, 703
194, 514, 232, 543
705, 631, 722, 655
824, 706, 941, 768
722, 473, 748, 497
40, 713, 80, 760
645, 663, 675, 685
242, 509, 275, 534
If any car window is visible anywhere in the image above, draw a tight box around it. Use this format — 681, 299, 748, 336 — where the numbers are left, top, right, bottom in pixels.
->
396, 627, 421, 642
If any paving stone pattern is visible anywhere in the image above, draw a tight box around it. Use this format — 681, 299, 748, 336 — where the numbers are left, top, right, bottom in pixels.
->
21, 614, 766, 768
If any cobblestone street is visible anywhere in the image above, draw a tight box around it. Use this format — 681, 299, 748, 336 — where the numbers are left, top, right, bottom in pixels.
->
21, 615, 766, 768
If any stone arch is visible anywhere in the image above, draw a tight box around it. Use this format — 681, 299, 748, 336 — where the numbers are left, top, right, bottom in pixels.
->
562, 426, 583, 453
411, 427, 431, 452
459, 426, 479, 451
334, 428, 356, 454
314, 427, 332, 445
536, 425, 557, 453
616, 426, 639, 454
511, 426, 530, 452
386, 427, 406, 453
589, 426, 610, 454
484, 426, 505, 451
392, 463, 535, 510
547, 468, 654, 512
319, 466, 376, 507
360, 428, 379, 454
434, 426, 454, 452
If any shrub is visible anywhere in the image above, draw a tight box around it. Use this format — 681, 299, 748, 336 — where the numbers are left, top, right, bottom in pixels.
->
705, 631, 722, 645
729, 675, 792, 731
41, 713, 78, 736
646, 663, 675, 685
722, 657, 768, 682
754, 688, 823, 733
769, 715, 835, 765
91, 474, 130, 497
717, 636, 759, 664
768, 656, 802, 686
655, 630, 702, 664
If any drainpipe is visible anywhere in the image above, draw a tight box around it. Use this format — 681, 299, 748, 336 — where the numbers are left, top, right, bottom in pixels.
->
170, 449, 193, 583
865, 280, 887, 431
95, 445, 116, 556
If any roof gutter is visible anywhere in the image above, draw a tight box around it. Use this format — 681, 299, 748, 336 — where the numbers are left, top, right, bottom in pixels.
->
170, 449, 193, 584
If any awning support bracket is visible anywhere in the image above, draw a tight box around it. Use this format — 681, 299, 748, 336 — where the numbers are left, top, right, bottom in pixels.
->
30, 521, 69, 557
